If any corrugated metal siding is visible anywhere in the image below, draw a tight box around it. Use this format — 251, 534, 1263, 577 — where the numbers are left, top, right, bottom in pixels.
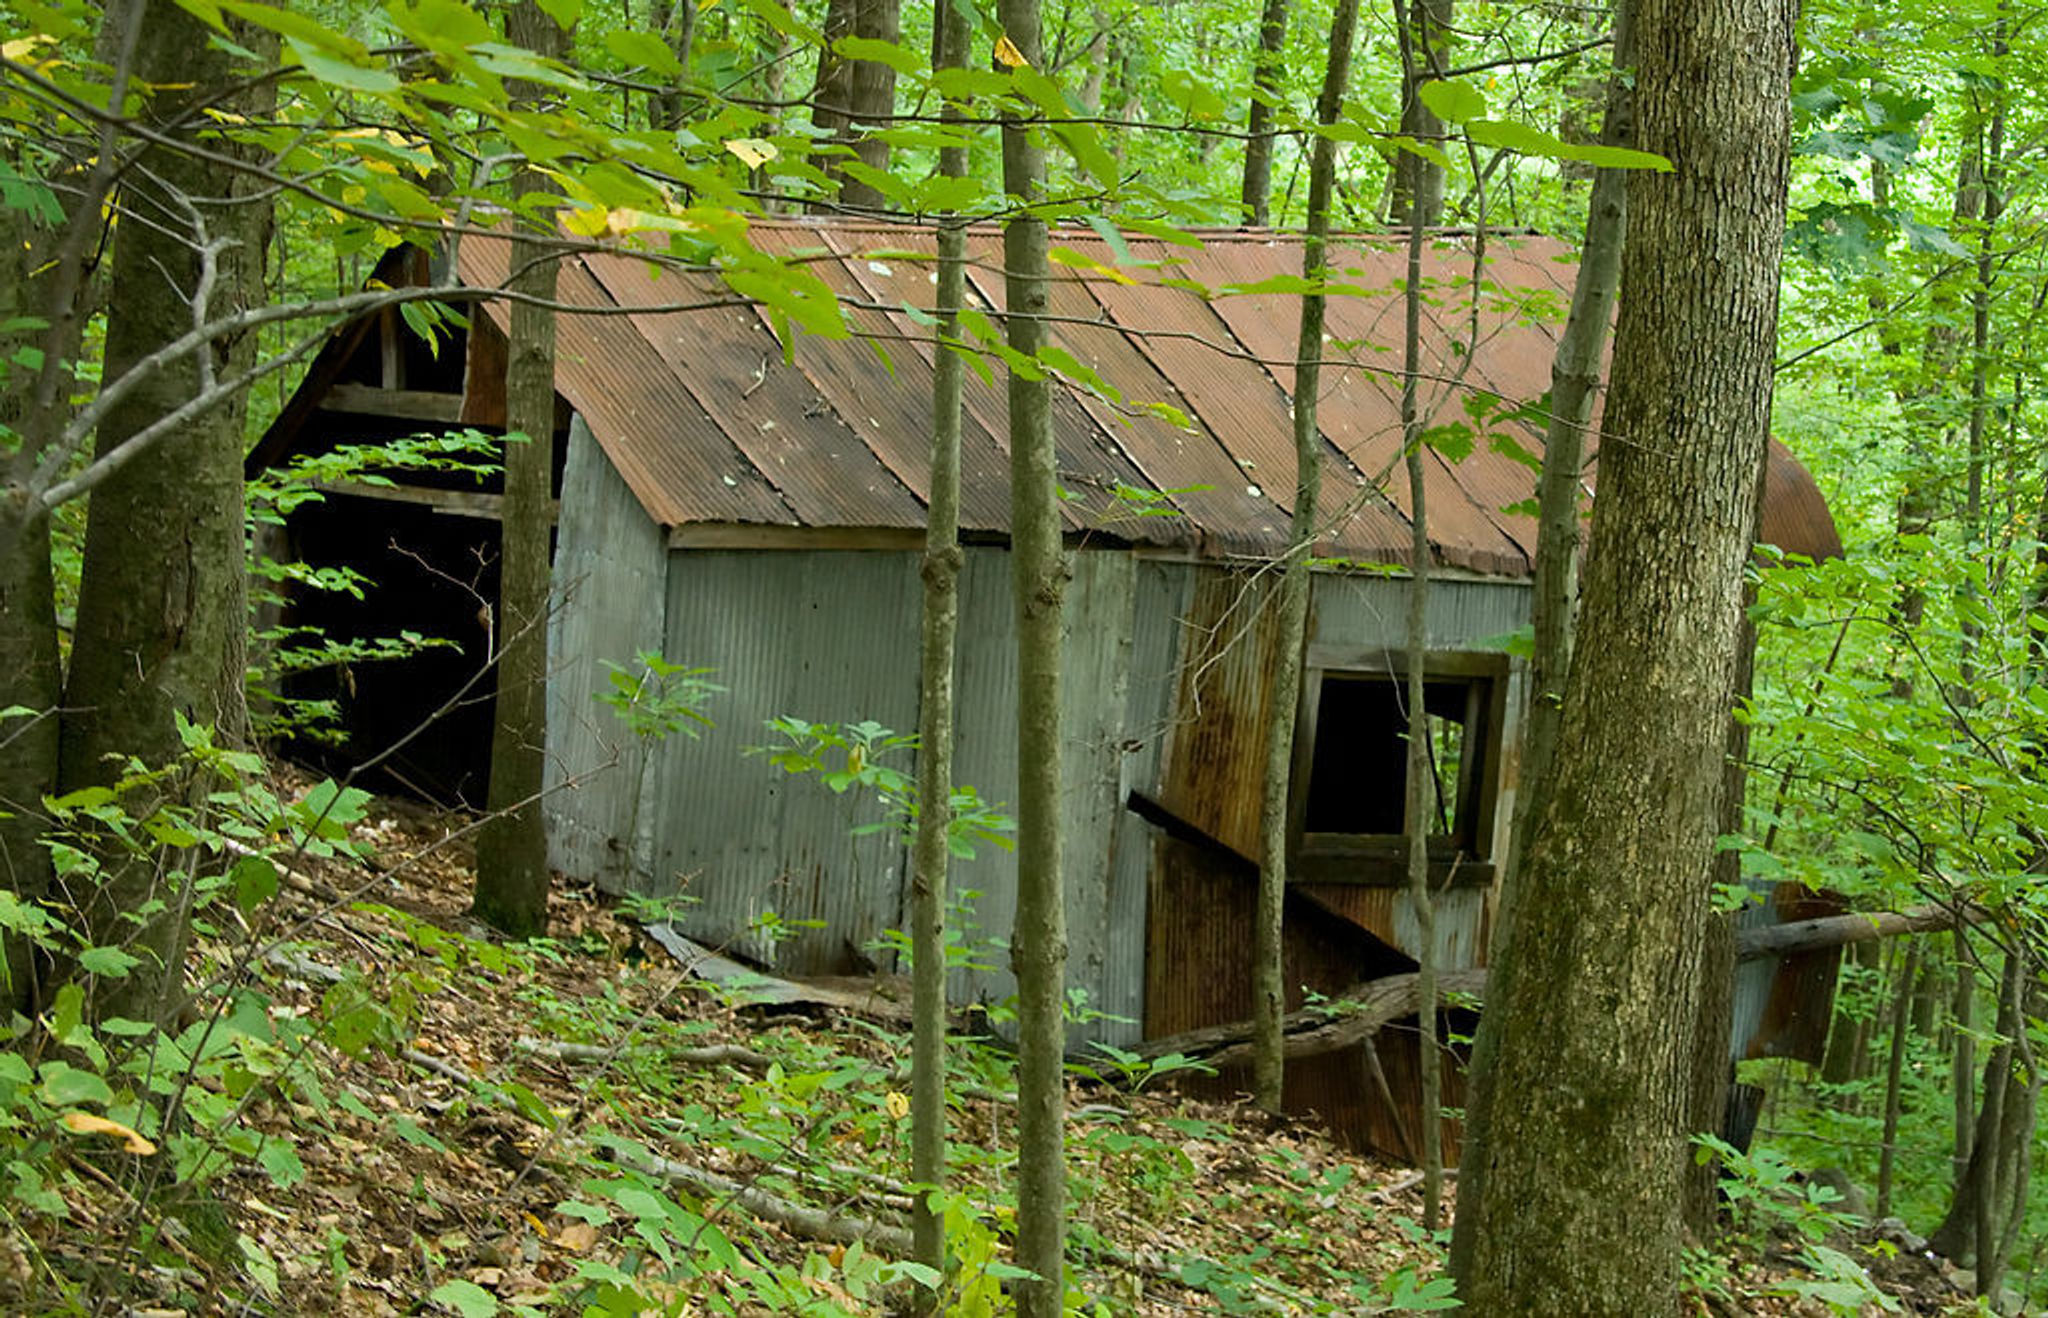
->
544, 416, 671, 889
947, 549, 1151, 1044
648, 550, 923, 971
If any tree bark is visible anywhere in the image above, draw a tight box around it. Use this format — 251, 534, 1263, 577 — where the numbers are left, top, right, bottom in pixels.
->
908, 0, 971, 1294
1876, 938, 1923, 1218
1251, 0, 1354, 1120
473, 0, 568, 940
648, 0, 700, 130
1395, 26, 1443, 1232
998, 1, 1068, 1311
808, 0, 900, 211
1451, 0, 1794, 1308
1388, 0, 1452, 228
1238, 0, 1289, 226
58, 0, 275, 1025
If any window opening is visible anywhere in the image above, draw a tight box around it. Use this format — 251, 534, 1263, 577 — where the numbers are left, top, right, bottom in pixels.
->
1300, 670, 1492, 858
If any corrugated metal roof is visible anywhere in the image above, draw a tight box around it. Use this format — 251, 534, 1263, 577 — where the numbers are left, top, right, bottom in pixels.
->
458, 220, 1839, 575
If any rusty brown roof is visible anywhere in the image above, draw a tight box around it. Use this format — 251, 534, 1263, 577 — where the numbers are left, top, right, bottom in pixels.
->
457, 220, 1838, 576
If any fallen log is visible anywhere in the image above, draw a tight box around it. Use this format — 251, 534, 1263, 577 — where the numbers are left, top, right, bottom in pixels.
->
1135, 904, 1976, 1066
1731, 903, 1976, 961
1134, 968, 1487, 1065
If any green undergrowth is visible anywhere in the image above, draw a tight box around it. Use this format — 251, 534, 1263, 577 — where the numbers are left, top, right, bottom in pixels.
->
0, 763, 1461, 1315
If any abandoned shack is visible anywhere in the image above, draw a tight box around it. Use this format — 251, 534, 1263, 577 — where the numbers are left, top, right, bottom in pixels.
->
252, 221, 1847, 1159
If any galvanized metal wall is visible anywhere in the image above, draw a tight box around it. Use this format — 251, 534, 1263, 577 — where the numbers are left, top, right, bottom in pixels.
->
642, 548, 924, 971
947, 549, 1165, 1045
544, 415, 671, 890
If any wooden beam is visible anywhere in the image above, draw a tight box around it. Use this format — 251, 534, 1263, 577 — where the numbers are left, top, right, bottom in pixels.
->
315, 480, 558, 522
320, 383, 466, 423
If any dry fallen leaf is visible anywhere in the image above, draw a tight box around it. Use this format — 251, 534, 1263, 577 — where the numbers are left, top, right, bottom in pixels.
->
59, 1112, 157, 1156
556, 1222, 598, 1253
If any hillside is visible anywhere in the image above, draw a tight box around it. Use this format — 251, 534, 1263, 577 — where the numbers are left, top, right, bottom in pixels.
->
2, 777, 1985, 1316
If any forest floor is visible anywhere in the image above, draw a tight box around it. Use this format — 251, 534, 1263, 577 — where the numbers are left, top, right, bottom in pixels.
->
0, 779, 1995, 1315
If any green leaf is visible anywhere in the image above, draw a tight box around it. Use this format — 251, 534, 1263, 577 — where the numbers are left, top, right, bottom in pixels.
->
1418, 78, 1488, 123
603, 29, 683, 77
232, 854, 281, 914
286, 39, 399, 94
429, 1279, 499, 1318
533, 0, 581, 28
834, 36, 927, 78
257, 1139, 306, 1189
38, 1062, 113, 1108
1421, 422, 1475, 462
78, 947, 141, 979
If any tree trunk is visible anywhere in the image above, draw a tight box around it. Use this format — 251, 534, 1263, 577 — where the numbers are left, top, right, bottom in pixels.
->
909, 0, 970, 1294
1454, 0, 1631, 1276
0, 501, 58, 1016
648, 0, 700, 130
1251, 0, 1354, 1120
1952, 929, 1977, 1187
1451, 0, 1794, 1308
1876, 938, 1923, 1218
1389, 0, 1452, 227
808, 0, 900, 211
998, 1, 1068, 1311
1239, 0, 1289, 226
1820, 936, 1879, 1092
473, 0, 568, 941
58, 0, 274, 1026
1507, 3, 1634, 883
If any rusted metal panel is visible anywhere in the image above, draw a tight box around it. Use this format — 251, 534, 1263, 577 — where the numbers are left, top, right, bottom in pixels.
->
989, 245, 1279, 555
954, 232, 1190, 539
817, 227, 1181, 548
1759, 439, 1846, 563
458, 236, 791, 528
745, 226, 1018, 533
1089, 239, 1414, 564
1294, 885, 1489, 972
1170, 235, 1532, 575
581, 254, 928, 532
1144, 833, 1458, 1161
1157, 568, 1284, 860
1732, 882, 1847, 1065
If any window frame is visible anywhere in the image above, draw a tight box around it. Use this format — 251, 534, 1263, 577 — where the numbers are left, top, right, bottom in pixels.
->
1287, 649, 1510, 888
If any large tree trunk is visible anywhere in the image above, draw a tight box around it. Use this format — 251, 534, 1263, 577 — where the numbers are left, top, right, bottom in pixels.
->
58, 0, 274, 1026
473, 0, 569, 940
1238, 0, 1289, 225
998, 2, 1068, 1312
908, 0, 971, 1295
1251, 0, 1355, 1119
1451, 0, 1794, 1308
1451, 1, 1630, 1278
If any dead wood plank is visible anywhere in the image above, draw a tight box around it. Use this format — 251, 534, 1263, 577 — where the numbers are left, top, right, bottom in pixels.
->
322, 382, 466, 422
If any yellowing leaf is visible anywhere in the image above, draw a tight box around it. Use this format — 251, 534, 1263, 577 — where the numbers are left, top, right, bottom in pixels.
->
884, 1091, 909, 1120
563, 205, 611, 237
724, 138, 777, 169
60, 1111, 157, 1155
993, 33, 1029, 69
1, 35, 52, 60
